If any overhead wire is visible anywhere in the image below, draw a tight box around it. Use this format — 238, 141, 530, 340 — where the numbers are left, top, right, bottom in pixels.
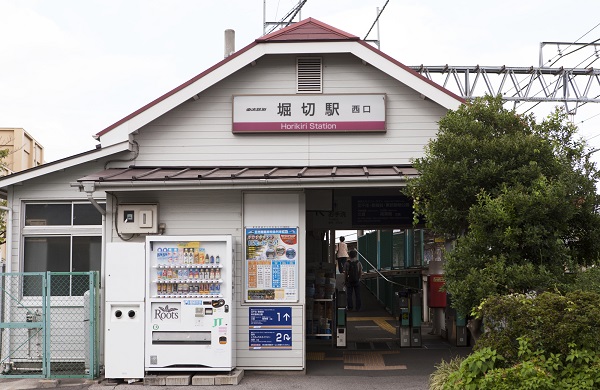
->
513, 22, 600, 111
517, 48, 600, 113
514, 30, 600, 113
544, 21, 600, 66
265, 0, 307, 35
364, 0, 390, 41
549, 37, 600, 67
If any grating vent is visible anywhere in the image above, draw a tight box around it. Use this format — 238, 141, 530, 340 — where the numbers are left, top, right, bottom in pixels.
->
297, 57, 322, 93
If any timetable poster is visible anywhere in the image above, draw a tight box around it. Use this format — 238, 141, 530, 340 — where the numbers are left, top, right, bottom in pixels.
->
245, 227, 298, 302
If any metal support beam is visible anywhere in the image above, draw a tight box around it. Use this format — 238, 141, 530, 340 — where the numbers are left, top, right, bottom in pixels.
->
410, 65, 600, 114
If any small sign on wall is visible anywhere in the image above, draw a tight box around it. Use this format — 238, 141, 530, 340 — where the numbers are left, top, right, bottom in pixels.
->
249, 307, 292, 350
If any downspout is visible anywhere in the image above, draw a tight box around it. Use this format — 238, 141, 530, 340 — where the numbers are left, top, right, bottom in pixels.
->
81, 181, 106, 372
82, 182, 106, 216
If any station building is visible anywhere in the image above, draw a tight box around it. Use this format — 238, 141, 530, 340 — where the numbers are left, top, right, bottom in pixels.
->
0, 18, 464, 375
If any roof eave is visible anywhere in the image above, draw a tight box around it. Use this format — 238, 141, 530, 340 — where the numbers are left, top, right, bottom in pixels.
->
72, 175, 413, 192
0, 141, 131, 188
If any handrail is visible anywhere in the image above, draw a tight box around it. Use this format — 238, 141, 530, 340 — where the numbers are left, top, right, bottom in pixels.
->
356, 250, 416, 290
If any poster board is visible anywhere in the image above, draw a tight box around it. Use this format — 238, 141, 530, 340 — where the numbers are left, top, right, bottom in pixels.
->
245, 227, 299, 302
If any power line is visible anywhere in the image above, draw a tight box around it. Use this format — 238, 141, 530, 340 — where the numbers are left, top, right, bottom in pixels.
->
549, 37, 600, 67
545, 22, 600, 65
364, 0, 390, 41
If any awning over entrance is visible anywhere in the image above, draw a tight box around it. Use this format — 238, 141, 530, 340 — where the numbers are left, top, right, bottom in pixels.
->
75, 165, 419, 190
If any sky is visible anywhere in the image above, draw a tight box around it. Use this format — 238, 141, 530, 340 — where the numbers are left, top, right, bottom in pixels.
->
1, 0, 600, 164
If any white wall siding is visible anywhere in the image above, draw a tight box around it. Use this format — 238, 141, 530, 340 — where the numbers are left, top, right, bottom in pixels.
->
131, 53, 446, 167
107, 189, 305, 369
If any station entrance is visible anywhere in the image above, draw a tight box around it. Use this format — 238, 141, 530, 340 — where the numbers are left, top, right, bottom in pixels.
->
304, 188, 468, 356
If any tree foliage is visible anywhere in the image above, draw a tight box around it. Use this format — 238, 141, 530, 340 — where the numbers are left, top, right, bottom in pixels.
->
406, 95, 600, 315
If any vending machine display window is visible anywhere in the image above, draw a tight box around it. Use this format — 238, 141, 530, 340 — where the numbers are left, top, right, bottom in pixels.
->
145, 235, 235, 371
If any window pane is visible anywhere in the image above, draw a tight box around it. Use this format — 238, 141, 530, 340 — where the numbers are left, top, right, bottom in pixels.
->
413, 229, 423, 267
23, 236, 70, 296
25, 204, 71, 226
393, 231, 405, 269
72, 236, 101, 296
73, 203, 104, 226
72, 236, 101, 272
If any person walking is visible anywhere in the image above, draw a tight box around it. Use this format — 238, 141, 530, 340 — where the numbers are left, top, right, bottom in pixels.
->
335, 236, 349, 273
343, 249, 362, 311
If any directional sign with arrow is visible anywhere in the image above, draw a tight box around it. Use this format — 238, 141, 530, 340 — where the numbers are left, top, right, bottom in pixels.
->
249, 307, 292, 327
249, 307, 293, 349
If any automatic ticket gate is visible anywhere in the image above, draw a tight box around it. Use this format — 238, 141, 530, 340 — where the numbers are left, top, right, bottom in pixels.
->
336, 289, 347, 348
396, 290, 422, 347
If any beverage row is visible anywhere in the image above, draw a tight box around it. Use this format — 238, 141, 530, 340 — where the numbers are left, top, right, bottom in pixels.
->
156, 282, 221, 296
157, 268, 221, 280
156, 247, 221, 265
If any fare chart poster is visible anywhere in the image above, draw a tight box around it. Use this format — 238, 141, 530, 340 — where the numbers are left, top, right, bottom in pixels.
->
245, 227, 298, 302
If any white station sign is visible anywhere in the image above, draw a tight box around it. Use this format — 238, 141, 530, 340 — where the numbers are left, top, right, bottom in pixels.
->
233, 94, 386, 133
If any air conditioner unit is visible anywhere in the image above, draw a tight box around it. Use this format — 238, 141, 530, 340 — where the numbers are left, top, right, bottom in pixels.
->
116, 204, 158, 234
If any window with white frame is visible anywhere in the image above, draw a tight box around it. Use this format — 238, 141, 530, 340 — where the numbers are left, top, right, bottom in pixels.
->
23, 202, 104, 296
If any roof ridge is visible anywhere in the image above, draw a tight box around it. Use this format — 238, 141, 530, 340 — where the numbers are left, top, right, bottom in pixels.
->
256, 17, 359, 42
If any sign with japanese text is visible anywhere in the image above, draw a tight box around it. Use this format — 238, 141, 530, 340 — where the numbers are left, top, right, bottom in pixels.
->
245, 227, 298, 302
249, 329, 292, 349
352, 195, 414, 227
249, 306, 293, 350
249, 307, 292, 327
233, 94, 386, 133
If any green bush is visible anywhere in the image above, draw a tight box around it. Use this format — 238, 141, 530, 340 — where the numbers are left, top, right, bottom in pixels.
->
435, 291, 600, 388
473, 290, 600, 362
442, 338, 600, 390
429, 357, 463, 390
571, 266, 600, 294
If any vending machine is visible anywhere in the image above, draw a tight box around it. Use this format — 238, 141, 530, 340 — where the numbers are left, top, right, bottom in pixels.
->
105, 242, 146, 379
145, 235, 235, 371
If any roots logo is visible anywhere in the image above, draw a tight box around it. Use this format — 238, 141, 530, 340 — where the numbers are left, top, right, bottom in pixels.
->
154, 305, 179, 321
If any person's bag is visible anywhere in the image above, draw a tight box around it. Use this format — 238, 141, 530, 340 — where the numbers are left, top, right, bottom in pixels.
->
347, 261, 360, 284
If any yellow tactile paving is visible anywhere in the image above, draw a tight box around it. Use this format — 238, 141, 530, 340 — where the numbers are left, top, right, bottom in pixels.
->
308, 351, 407, 370
343, 352, 406, 371
307, 351, 344, 361
307, 352, 326, 361
346, 316, 397, 335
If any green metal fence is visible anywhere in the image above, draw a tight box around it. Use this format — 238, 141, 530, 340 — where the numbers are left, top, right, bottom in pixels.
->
0, 272, 100, 379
